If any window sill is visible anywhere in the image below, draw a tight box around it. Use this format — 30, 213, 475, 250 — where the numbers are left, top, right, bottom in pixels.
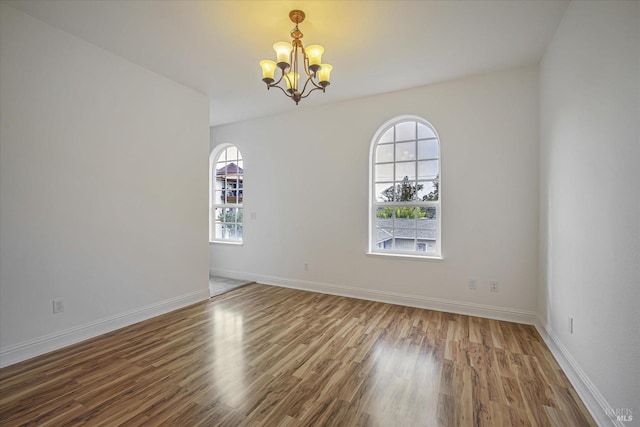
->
209, 240, 243, 246
366, 252, 443, 261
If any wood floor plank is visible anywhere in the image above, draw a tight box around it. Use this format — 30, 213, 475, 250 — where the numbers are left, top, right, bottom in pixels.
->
0, 284, 595, 426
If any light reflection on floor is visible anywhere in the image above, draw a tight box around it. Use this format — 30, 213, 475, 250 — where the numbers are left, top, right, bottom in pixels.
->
366, 339, 441, 424
210, 305, 246, 409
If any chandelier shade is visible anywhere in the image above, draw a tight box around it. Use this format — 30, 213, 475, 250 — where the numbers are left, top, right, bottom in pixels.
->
305, 45, 324, 69
259, 10, 333, 105
273, 42, 293, 67
318, 64, 332, 86
259, 60, 277, 82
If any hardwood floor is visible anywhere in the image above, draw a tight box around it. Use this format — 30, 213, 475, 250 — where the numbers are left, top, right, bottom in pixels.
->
0, 284, 595, 426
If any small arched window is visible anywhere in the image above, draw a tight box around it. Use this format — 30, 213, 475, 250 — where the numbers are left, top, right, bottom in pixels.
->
210, 144, 243, 243
369, 116, 441, 257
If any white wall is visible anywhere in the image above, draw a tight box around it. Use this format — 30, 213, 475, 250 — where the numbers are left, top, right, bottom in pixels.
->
0, 4, 210, 365
539, 0, 640, 422
210, 65, 540, 320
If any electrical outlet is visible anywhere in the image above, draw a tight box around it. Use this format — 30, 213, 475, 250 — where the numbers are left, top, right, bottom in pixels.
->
468, 279, 477, 290
53, 298, 64, 314
490, 281, 499, 292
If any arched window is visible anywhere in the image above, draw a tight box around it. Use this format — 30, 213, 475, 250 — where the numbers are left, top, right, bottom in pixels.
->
210, 144, 243, 243
369, 116, 441, 257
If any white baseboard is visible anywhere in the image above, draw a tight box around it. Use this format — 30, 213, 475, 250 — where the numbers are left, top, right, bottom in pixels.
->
210, 268, 538, 325
535, 317, 619, 427
0, 289, 210, 368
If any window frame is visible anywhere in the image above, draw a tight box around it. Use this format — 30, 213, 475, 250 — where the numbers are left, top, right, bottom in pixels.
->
210, 144, 244, 244
368, 115, 442, 259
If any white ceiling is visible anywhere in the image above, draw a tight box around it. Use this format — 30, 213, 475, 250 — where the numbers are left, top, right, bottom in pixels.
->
6, 0, 569, 127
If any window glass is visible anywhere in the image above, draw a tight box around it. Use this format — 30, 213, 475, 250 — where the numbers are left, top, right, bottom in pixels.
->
395, 122, 416, 141
417, 160, 439, 180
395, 142, 416, 161
375, 144, 394, 163
375, 164, 394, 182
417, 139, 438, 160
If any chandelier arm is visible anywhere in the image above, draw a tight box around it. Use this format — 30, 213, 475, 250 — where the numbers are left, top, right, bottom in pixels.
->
298, 72, 324, 97
298, 75, 315, 97
305, 75, 324, 91
268, 69, 287, 88
299, 86, 325, 99
270, 83, 293, 98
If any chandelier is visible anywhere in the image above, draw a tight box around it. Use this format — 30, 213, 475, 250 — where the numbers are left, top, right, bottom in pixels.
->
259, 10, 333, 105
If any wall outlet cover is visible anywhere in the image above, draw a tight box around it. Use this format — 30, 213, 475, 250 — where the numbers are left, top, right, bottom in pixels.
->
53, 298, 64, 314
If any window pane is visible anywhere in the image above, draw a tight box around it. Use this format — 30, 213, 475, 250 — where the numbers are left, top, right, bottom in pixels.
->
224, 208, 237, 222
395, 211, 416, 227
417, 160, 438, 180
376, 183, 395, 202
236, 160, 244, 169
215, 223, 225, 239
375, 163, 394, 182
215, 208, 226, 222
417, 181, 438, 201
418, 123, 436, 139
417, 139, 438, 160
216, 162, 227, 176
395, 122, 416, 141
395, 238, 416, 251
395, 141, 415, 162
417, 205, 437, 253
417, 207, 437, 222
376, 207, 393, 219
395, 162, 415, 181
375, 144, 394, 163
226, 146, 238, 162
379, 127, 394, 143
230, 178, 239, 187
376, 229, 393, 249
236, 208, 243, 223
375, 209, 394, 243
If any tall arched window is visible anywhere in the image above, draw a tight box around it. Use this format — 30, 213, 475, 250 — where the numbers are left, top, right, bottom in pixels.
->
369, 116, 441, 257
210, 144, 243, 243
